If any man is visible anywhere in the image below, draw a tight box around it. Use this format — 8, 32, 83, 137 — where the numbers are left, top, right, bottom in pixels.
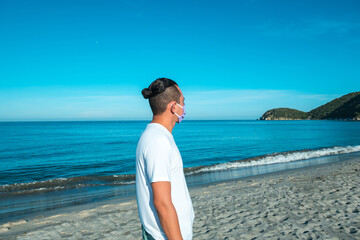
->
135, 78, 195, 240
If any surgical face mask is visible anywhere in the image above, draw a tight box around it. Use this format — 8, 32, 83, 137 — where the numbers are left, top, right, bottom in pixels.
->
174, 103, 186, 123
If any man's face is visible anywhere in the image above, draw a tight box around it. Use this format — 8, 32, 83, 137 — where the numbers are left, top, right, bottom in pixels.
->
173, 85, 185, 122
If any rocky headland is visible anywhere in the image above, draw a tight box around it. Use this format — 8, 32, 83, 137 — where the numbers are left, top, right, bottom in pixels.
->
260, 91, 360, 121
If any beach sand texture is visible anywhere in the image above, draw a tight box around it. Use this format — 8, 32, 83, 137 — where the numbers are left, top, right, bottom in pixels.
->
1, 157, 359, 240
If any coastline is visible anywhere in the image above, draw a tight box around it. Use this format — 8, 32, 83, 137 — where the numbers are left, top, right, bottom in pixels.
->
1, 155, 360, 239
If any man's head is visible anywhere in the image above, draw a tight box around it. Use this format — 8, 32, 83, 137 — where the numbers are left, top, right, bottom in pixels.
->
142, 78, 185, 121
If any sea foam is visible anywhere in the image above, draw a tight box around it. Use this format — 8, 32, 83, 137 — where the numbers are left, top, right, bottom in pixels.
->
188, 145, 360, 174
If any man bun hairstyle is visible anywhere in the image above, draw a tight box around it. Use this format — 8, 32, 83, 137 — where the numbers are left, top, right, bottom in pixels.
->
142, 78, 181, 115
141, 88, 153, 99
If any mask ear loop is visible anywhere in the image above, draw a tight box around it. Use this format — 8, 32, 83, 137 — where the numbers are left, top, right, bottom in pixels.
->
171, 102, 181, 117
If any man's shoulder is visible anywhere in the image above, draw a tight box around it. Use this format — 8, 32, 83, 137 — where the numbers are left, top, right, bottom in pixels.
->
141, 124, 169, 139
138, 124, 172, 150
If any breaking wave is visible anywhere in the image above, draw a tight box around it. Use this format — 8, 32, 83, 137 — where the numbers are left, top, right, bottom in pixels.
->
184, 145, 360, 175
2, 145, 359, 195
0, 174, 135, 195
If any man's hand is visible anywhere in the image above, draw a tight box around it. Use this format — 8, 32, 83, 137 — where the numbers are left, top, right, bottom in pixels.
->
151, 181, 183, 240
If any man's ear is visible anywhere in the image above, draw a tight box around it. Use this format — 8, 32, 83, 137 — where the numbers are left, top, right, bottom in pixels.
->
168, 101, 176, 113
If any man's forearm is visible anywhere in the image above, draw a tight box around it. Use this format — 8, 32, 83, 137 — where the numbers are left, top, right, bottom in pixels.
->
155, 202, 183, 240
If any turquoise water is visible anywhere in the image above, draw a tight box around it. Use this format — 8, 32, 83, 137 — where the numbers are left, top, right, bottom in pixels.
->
1, 120, 360, 222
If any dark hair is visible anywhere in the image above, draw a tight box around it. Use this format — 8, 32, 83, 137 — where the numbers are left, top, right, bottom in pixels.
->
142, 78, 181, 115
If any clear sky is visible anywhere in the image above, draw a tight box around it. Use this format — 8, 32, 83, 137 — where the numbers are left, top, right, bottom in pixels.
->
1, 0, 359, 121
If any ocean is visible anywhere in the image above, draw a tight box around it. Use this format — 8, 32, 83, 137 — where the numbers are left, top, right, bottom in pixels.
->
1, 120, 360, 223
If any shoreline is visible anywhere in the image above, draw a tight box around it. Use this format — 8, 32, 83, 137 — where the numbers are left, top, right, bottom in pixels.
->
1, 155, 360, 239
3, 148, 359, 226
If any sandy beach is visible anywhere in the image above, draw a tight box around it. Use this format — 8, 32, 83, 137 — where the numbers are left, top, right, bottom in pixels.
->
1, 157, 359, 240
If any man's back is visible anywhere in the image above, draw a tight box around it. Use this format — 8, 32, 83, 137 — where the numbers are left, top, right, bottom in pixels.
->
136, 123, 194, 240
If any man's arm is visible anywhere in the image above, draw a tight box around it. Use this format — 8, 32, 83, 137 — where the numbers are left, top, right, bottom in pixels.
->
152, 181, 183, 240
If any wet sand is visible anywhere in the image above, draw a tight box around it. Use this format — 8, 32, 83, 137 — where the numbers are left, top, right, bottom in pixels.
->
1, 157, 359, 240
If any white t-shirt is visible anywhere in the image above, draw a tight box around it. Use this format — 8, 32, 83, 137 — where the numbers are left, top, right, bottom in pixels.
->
136, 123, 195, 240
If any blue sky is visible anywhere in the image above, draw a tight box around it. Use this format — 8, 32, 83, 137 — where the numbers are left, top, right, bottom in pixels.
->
1, 0, 359, 121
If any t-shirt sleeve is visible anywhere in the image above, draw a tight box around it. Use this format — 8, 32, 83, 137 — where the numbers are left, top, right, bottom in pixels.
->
144, 137, 172, 183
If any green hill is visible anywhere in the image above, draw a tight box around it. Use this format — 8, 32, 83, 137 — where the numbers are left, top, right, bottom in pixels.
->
260, 91, 360, 120
260, 108, 308, 120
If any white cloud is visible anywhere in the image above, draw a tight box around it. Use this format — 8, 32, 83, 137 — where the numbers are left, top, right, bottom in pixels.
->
183, 89, 340, 119
0, 87, 343, 121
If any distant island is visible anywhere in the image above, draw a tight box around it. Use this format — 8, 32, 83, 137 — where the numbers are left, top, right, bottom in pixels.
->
260, 91, 360, 121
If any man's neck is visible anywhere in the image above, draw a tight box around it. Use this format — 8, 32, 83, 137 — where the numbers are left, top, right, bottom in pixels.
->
151, 115, 176, 134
